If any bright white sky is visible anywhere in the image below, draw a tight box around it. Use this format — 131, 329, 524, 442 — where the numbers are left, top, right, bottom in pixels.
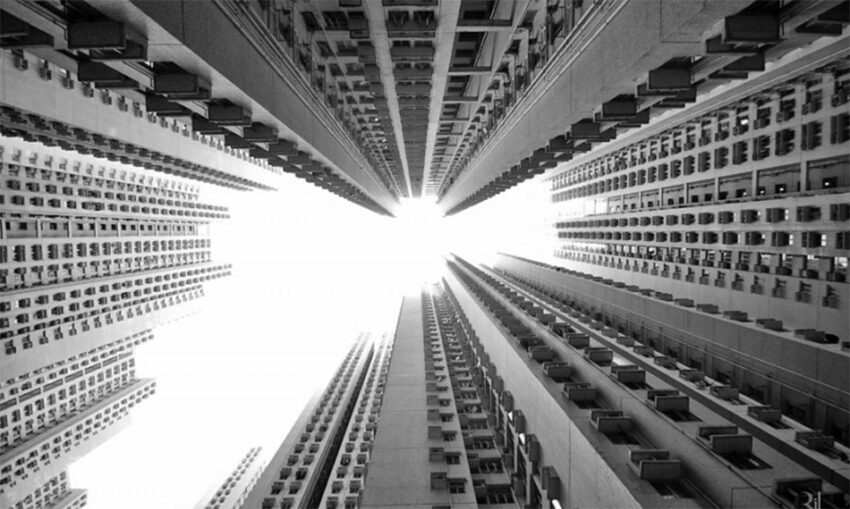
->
72, 170, 551, 508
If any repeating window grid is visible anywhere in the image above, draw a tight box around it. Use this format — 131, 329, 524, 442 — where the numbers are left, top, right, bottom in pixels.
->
10, 470, 69, 509
0, 380, 155, 494
468, 251, 850, 486
425, 289, 478, 500
551, 111, 847, 226
0, 69, 282, 190
0, 146, 200, 201
203, 447, 264, 509
431, 285, 518, 499
547, 63, 850, 319
2, 218, 204, 242
1, 166, 228, 221
319, 339, 391, 507
550, 64, 849, 195
1, 263, 231, 356
553, 195, 849, 256
266, 339, 370, 506
0, 352, 137, 452
1, 284, 202, 359
1, 233, 213, 292
1, 329, 151, 391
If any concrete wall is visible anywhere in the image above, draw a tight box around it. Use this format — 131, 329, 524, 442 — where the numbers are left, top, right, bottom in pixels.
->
90, 0, 398, 211
444, 270, 652, 509
441, 0, 748, 211
361, 294, 455, 508
495, 254, 850, 446
0, 51, 278, 191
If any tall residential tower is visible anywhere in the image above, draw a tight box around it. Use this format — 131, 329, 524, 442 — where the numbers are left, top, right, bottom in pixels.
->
1, 0, 847, 507
0, 130, 231, 507
195, 446, 266, 509
244, 266, 848, 509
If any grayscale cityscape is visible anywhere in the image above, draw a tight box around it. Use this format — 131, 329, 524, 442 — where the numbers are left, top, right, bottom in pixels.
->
0, 1, 848, 508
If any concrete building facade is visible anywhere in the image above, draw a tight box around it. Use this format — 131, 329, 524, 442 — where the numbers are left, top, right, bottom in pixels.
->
1, 2, 247, 502
244, 291, 522, 509
243, 333, 380, 509
196, 446, 266, 509
0, 128, 230, 507
9, 0, 819, 214
1, 0, 848, 507
444, 254, 849, 508
5, 470, 86, 509
243, 269, 849, 508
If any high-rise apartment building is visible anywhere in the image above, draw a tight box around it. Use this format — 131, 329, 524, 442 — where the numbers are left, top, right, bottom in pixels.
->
242, 333, 390, 509
0, 128, 231, 507
12, 0, 828, 216
244, 293, 521, 509
1, 0, 848, 507
195, 446, 266, 509
4, 470, 86, 509
245, 265, 847, 509
1, 1, 260, 505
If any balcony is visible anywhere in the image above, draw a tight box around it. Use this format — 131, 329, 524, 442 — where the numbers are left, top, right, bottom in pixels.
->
591, 410, 633, 434
610, 364, 645, 385
562, 382, 596, 402
709, 385, 740, 401
389, 46, 435, 62
528, 346, 555, 362
648, 390, 689, 414
678, 369, 705, 383
629, 450, 682, 481
563, 333, 589, 349
386, 18, 437, 38
795, 431, 835, 451
584, 347, 613, 365
698, 426, 753, 455
542, 362, 571, 381
747, 406, 782, 424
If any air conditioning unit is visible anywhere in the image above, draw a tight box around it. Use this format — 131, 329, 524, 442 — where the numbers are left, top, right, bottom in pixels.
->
776, 109, 793, 123
740, 209, 758, 223
430, 472, 448, 489
766, 207, 786, 223
629, 450, 682, 481
830, 203, 850, 221
800, 231, 822, 248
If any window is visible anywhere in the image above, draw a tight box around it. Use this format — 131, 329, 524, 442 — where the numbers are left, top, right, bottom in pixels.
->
487, 487, 514, 503
472, 439, 494, 449
445, 453, 461, 465
719, 451, 771, 470
448, 479, 466, 493
480, 460, 503, 472
650, 480, 693, 499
